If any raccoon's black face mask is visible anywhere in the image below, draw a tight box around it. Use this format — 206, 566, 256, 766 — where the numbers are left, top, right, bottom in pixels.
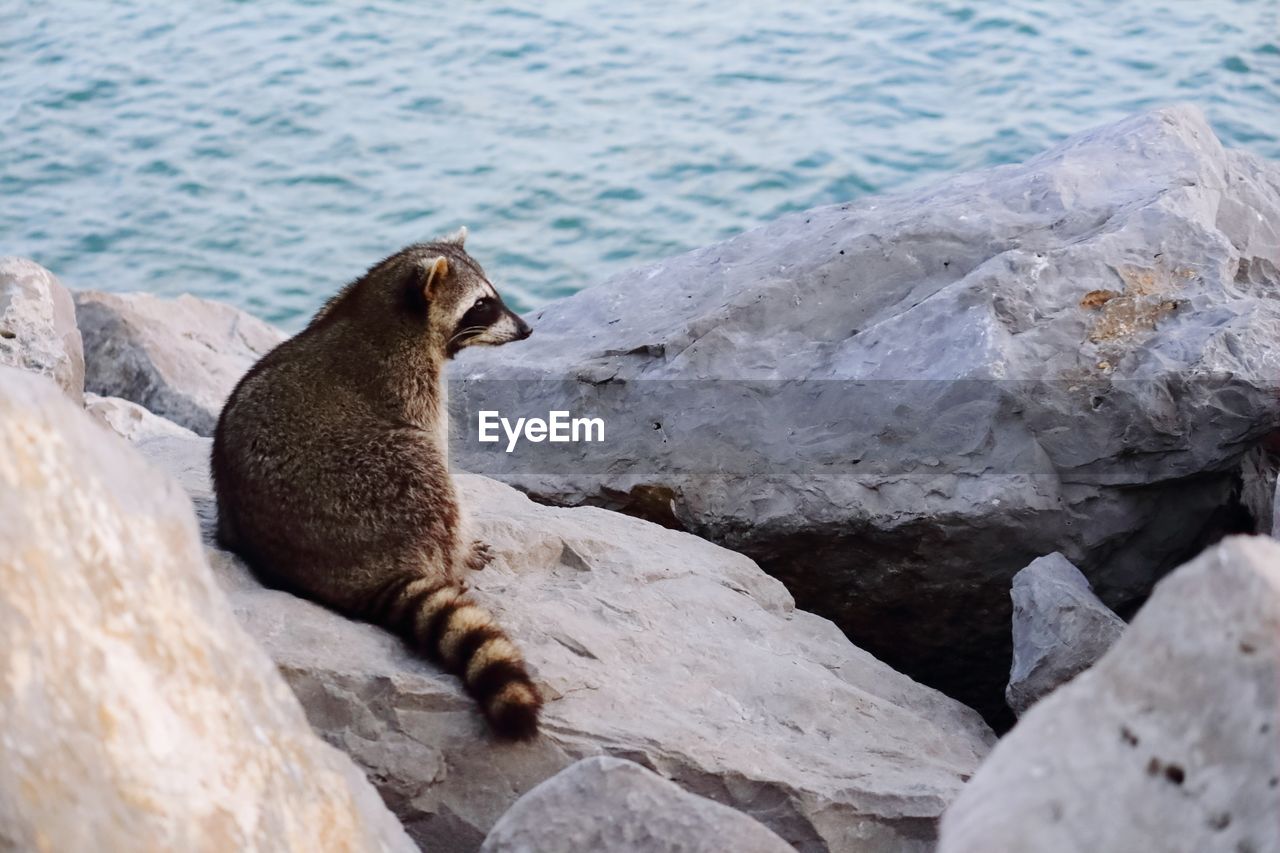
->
407, 233, 532, 358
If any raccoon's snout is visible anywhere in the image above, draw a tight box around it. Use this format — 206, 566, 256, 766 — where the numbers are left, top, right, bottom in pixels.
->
511, 312, 532, 341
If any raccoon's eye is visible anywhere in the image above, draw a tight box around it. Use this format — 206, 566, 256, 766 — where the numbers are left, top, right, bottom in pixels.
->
459, 297, 499, 330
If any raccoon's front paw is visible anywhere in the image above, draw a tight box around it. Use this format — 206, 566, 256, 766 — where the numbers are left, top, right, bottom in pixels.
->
465, 540, 494, 572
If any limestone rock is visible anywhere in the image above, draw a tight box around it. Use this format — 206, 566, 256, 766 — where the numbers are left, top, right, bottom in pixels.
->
1236, 443, 1280, 537
939, 536, 1280, 853
81, 393, 218, 535
1005, 553, 1125, 716
450, 106, 1280, 722
0, 368, 413, 853
75, 290, 286, 435
480, 756, 795, 853
0, 257, 84, 402
1273, 480, 1280, 541
85, 392, 199, 444
144, 429, 994, 853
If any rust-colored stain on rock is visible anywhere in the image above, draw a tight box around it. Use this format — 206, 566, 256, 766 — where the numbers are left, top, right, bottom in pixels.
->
1084, 264, 1186, 345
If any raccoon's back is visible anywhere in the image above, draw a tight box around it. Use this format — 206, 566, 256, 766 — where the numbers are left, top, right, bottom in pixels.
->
213, 352, 453, 573
213, 353, 302, 553
213, 349, 357, 554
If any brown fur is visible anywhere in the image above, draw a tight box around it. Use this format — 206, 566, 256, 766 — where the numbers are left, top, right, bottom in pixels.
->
211, 238, 541, 740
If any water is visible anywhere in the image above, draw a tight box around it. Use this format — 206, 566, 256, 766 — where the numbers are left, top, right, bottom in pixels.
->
2, 1, 1278, 329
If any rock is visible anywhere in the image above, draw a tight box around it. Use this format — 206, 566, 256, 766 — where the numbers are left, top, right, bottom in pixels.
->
450, 106, 1280, 724
1237, 443, 1279, 536
1005, 553, 1125, 716
1273, 481, 1280, 540
0, 368, 413, 853
85, 392, 199, 443
0, 257, 84, 403
480, 756, 795, 853
940, 536, 1280, 852
81, 393, 216, 532
142, 428, 994, 852
75, 290, 286, 436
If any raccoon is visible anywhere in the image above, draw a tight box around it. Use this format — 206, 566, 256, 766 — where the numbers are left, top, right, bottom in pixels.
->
211, 229, 541, 740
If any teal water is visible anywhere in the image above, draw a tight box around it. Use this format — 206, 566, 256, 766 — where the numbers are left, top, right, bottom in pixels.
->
2, 2, 1278, 329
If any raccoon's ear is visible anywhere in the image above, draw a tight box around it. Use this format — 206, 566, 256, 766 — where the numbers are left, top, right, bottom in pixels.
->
423, 256, 449, 300
443, 225, 468, 247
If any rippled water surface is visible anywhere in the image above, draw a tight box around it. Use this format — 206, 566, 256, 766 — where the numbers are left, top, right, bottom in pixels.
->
3, 1, 1278, 327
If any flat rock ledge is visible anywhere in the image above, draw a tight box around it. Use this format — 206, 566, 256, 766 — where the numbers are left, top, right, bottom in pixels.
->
940, 536, 1280, 853
133, 425, 993, 853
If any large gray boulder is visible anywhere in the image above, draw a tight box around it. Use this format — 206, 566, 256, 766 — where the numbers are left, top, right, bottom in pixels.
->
0, 368, 413, 853
480, 756, 794, 853
940, 536, 1280, 853
450, 105, 1280, 722
75, 290, 286, 435
1005, 552, 1125, 716
140, 429, 994, 852
0, 257, 84, 403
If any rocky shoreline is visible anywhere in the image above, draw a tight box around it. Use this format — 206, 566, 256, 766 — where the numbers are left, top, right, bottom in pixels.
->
3, 105, 1279, 852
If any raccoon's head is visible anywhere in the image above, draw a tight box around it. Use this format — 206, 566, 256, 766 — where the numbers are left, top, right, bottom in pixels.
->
405, 228, 532, 359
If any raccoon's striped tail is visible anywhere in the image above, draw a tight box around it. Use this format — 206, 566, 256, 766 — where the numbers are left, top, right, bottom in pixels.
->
367, 576, 542, 741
